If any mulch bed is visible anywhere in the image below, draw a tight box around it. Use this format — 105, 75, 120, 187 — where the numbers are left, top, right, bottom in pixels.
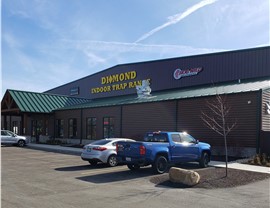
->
150, 167, 270, 189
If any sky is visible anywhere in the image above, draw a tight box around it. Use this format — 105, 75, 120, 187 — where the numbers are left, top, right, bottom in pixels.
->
2, 0, 270, 98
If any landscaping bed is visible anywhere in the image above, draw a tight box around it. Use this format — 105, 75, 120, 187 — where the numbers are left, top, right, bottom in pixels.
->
150, 167, 270, 189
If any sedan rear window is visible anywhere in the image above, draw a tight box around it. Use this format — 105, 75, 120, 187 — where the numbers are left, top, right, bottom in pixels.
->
90, 139, 112, 145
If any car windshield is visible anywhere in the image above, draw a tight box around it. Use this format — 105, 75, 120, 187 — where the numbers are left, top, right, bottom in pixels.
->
3, 131, 16, 137
90, 139, 112, 145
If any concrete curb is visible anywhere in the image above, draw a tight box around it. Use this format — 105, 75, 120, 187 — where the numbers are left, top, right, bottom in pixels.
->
26, 143, 270, 174
26, 143, 82, 156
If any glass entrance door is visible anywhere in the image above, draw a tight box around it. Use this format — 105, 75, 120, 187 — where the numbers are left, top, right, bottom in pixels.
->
31, 120, 43, 143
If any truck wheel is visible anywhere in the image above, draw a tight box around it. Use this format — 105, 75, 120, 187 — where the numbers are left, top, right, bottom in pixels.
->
199, 152, 210, 168
152, 155, 168, 174
127, 164, 140, 170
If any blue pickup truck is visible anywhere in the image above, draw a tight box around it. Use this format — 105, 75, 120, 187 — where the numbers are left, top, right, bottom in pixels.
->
117, 131, 211, 174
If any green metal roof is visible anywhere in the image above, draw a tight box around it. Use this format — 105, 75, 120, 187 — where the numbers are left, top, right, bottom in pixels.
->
7, 90, 90, 113
57, 79, 270, 110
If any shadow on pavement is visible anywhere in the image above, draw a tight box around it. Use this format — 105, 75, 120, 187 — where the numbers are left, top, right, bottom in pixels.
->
75, 163, 202, 184
55, 163, 113, 171
76, 167, 156, 183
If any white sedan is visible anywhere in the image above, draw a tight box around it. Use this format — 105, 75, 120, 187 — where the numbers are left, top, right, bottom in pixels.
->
1, 130, 29, 147
81, 138, 135, 167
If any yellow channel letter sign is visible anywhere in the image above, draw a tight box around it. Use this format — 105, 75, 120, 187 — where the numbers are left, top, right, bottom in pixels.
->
91, 70, 150, 94
101, 71, 137, 84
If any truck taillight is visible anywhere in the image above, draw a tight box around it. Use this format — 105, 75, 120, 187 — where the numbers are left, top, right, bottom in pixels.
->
140, 145, 146, 155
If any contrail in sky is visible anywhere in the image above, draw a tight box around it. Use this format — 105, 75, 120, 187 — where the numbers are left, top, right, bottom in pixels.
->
135, 0, 218, 43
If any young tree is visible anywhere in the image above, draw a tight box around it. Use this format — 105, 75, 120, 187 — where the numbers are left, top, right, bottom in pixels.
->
201, 94, 237, 177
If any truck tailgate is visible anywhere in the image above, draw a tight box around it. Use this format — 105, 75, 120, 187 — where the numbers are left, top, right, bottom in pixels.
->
117, 141, 144, 157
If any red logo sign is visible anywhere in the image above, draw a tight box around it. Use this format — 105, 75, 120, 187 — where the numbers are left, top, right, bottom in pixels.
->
173, 67, 203, 80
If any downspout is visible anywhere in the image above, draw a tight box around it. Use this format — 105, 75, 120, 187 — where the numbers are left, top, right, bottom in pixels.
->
120, 105, 123, 137
256, 90, 262, 154
175, 100, 179, 131
9, 115, 12, 131
53, 112, 56, 139
80, 108, 83, 145
21, 114, 24, 135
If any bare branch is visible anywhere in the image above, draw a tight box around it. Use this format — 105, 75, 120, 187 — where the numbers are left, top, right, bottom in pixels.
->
201, 113, 224, 136
225, 122, 237, 136
206, 102, 223, 118
201, 112, 223, 130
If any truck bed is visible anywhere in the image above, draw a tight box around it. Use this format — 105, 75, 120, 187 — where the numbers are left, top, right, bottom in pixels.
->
117, 140, 169, 165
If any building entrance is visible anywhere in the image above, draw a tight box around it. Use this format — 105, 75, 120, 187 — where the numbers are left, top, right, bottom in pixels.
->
31, 120, 43, 143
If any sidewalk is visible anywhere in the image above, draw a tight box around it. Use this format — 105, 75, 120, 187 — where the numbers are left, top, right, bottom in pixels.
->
209, 160, 270, 174
27, 143, 270, 174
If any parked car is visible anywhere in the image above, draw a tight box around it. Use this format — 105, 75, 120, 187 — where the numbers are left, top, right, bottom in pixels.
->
1, 130, 29, 147
117, 131, 211, 174
81, 138, 135, 167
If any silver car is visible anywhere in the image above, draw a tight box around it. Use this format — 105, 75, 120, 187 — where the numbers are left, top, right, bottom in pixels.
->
81, 138, 135, 167
1, 130, 29, 147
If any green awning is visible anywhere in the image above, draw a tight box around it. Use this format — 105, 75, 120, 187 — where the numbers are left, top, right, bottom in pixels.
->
4, 90, 90, 113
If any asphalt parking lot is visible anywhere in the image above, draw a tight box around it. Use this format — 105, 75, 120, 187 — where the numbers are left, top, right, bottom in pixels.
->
1, 146, 269, 208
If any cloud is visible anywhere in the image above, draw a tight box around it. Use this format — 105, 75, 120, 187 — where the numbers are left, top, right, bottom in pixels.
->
83, 50, 107, 66
2, 33, 22, 48
63, 39, 224, 56
135, 0, 218, 43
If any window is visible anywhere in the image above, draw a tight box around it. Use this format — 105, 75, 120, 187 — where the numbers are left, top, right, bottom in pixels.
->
144, 133, 168, 142
45, 120, 48, 136
56, 119, 64, 138
180, 133, 196, 143
68, 118, 77, 138
31, 120, 43, 137
12, 121, 19, 134
31, 120, 37, 137
103, 117, 114, 138
86, 117, 97, 139
171, 134, 181, 143
91, 139, 111, 145
1, 131, 8, 136
1, 130, 16, 137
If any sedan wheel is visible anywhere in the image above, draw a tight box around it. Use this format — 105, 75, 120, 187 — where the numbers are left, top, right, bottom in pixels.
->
108, 155, 118, 167
17, 140, 25, 147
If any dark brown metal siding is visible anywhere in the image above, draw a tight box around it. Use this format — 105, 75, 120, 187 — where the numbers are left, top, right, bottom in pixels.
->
46, 47, 270, 99
262, 88, 270, 131
82, 107, 121, 139
122, 101, 176, 140
177, 92, 259, 148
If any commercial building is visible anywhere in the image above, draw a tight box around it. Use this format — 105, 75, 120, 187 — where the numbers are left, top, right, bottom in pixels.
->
2, 46, 270, 156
